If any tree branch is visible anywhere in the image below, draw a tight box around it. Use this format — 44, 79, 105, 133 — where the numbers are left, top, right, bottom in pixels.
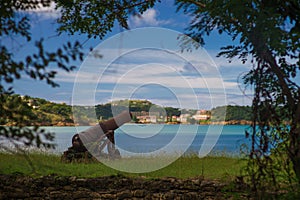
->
183, 0, 206, 8
260, 50, 295, 110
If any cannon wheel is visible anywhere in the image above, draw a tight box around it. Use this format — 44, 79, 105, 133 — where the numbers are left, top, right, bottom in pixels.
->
62, 130, 121, 162
91, 130, 121, 159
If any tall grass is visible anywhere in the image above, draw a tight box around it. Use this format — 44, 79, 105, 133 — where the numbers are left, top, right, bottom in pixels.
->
0, 152, 244, 179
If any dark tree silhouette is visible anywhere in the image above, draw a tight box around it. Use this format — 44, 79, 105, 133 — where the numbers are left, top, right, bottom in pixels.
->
0, 0, 157, 151
176, 0, 300, 193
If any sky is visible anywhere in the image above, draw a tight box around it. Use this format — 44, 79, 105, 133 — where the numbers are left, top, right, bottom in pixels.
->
6, 1, 253, 110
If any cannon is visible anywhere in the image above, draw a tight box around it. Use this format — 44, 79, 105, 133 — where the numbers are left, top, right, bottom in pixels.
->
62, 111, 132, 162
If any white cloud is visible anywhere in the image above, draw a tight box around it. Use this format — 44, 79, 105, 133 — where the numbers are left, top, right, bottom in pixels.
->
56, 63, 234, 89
57, 36, 251, 107
129, 8, 171, 27
25, 1, 61, 19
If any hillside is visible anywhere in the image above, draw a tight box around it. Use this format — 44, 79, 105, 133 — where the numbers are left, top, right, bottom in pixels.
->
211, 105, 252, 125
0, 94, 252, 126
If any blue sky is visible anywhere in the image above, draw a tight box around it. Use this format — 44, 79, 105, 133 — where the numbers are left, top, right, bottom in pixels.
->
8, 1, 253, 109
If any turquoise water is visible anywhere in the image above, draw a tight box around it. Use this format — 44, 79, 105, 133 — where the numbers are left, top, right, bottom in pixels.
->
45, 124, 250, 156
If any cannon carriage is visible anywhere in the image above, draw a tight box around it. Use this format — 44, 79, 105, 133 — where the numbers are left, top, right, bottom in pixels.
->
61, 111, 131, 162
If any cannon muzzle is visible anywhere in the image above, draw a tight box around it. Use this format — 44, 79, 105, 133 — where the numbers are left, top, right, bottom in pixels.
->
77, 111, 132, 146
100, 110, 132, 132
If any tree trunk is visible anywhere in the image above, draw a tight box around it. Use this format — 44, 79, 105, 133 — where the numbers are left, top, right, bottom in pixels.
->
289, 112, 300, 183
259, 48, 300, 184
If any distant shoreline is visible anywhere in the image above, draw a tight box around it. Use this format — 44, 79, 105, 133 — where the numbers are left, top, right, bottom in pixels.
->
2, 120, 252, 127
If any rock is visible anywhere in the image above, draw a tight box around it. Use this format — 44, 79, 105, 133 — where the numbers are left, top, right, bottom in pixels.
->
72, 190, 90, 199
46, 186, 56, 192
69, 176, 77, 182
0, 174, 253, 199
100, 193, 116, 199
89, 192, 101, 198
163, 191, 176, 199
63, 185, 74, 191
11, 188, 29, 198
117, 190, 132, 199
133, 189, 146, 198
49, 191, 63, 198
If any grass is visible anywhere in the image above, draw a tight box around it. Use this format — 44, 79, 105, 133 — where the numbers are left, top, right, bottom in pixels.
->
0, 152, 245, 179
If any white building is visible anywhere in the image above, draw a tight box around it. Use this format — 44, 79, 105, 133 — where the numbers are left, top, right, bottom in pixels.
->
137, 115, 157, 123
179, 114, 191, 123
192, 110, 211, 121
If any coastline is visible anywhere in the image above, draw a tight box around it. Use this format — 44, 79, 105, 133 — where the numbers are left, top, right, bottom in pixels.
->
2, 120, 252, 127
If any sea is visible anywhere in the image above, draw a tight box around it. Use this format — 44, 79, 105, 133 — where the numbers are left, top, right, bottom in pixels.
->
44, 124, 251, 157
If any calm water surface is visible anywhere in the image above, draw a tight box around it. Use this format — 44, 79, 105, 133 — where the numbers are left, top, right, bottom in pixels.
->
45, 124, 250, 156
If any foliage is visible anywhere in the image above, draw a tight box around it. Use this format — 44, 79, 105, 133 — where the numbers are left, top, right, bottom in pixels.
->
73, 105, 98, 125
164, 107, 181, 117
1, 95, 255, 126
3, 1, 300, 195
56, 0, 159, 39
176, 0, 300, 194
211, 105, 252, 122
0, 0, 158, 152
0, 0, 84, 152
0, 94, 55, 151
96, 100, 181, 120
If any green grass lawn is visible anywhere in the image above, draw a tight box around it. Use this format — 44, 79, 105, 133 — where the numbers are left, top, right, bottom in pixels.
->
0, 152, 245, 180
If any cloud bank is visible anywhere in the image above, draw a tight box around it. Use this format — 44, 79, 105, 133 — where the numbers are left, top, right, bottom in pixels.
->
129, 8, 172, 27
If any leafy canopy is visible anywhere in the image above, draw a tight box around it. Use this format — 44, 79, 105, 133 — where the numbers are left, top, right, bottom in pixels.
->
0, 0, 158, 150
176, 0, 300, 192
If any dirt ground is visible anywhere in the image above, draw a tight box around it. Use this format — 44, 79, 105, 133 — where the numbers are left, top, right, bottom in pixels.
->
0, 174, 252, 199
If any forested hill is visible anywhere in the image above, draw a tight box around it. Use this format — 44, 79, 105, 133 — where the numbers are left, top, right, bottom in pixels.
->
1, 95, 252, 126
211, 105, 252, 122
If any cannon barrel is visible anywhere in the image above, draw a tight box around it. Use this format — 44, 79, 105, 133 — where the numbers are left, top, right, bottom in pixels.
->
77, 111, 132, 146
100, 110, 132, 132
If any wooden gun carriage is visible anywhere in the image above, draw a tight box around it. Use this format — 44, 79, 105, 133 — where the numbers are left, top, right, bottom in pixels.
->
62, 111, 131, 162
